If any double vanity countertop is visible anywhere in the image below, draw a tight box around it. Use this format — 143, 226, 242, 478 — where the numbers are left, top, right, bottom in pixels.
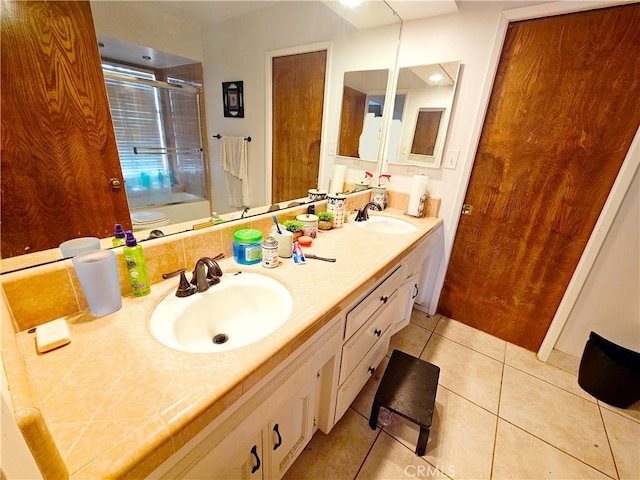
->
6, 210, 442, 479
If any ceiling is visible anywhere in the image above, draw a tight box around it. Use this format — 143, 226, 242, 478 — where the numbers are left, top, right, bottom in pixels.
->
100, 1, 459, 31
96, 0, 460, 68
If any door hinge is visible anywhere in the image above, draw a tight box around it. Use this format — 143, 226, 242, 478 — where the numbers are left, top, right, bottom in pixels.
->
461, 204, 473, 215
313, 417, 317, 428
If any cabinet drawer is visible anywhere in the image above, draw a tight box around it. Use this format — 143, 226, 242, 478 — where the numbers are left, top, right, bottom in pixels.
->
334, 328, 391, 422
345, 266, 402, 339
339, 290, 398, 384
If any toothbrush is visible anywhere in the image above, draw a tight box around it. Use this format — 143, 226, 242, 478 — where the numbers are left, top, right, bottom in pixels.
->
272, 216, 282, 234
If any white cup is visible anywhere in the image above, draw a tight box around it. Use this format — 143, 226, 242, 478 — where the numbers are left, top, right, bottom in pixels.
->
273, 230, 293, 258
72, 250, 122, 317
60, 237, 100, 258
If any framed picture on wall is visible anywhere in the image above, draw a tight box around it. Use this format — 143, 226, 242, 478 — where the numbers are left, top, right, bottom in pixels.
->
222, 81, 244, 118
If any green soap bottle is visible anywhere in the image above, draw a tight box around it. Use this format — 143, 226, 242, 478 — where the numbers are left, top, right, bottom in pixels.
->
112, 223, 126, 247
123, 230, 151, 297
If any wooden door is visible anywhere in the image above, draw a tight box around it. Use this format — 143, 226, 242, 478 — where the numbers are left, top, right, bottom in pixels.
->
338, 86, 366, 157
438, 5, 640, 351
1, 0, 131, 259
272, 51, 326, 203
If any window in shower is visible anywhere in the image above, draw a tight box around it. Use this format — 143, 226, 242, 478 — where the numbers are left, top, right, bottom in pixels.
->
102, 62, 207, 209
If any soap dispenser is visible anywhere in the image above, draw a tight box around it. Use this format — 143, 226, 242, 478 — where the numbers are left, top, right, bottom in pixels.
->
112, 223, 126, 247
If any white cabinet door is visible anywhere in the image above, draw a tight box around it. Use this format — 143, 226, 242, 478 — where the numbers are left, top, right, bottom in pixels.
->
214, 433, 264, 480
268, 379, 316, 479
182, 429, 264, 480
393, 273, 421, 334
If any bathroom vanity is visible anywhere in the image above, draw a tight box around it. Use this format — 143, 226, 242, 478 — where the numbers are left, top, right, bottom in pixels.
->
2, 205, 442, 479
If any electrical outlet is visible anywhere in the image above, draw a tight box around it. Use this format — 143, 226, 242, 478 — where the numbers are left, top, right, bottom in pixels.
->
401, 145, 407, 154
444, 149, 460, 169
407, 165, 419, 174
328, 140, 336, 156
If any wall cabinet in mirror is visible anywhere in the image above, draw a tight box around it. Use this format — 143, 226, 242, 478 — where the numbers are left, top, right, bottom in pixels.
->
387, 61, 460, 168
338, 69, 390, 162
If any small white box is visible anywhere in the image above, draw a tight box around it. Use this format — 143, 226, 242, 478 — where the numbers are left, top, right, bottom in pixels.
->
36, 319, 71, 353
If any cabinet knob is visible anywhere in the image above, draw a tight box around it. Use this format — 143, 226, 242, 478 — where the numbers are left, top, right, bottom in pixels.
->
380, 295, 388, 304
374, 329, 382, 337
250, 445, 261, 473
368, 366, 375, 375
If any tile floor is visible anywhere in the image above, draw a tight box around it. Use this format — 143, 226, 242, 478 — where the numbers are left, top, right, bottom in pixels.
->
284, 310, 640, 480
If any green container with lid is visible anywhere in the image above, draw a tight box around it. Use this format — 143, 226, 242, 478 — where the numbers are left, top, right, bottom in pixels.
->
233, 229, 263, 265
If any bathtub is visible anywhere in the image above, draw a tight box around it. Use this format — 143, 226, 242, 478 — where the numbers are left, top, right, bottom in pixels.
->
130, 192, 211, 225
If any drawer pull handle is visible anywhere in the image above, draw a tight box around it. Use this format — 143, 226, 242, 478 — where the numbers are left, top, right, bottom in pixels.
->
250, 445, 261, 473
374, 329, 382, 337
368, 366, 375, 374
412, 284, 419, 299
273, 423, 282, 450
380, 295, 388, 304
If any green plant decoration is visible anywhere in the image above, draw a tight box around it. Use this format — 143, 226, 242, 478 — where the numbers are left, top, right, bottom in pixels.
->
283, 219, 304, 233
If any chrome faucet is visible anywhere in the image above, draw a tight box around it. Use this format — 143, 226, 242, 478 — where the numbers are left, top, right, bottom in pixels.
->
175, 257, 222, 297
355, 202, 382, 222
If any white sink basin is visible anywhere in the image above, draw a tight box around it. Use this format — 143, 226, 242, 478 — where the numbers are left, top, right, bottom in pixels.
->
149, 273, 293, 353
355, 215, 417, 234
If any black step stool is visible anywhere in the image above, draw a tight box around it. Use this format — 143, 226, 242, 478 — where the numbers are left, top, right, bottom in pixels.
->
369, 349, 440, 456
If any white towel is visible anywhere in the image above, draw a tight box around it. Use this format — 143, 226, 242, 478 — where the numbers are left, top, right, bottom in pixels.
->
220, 136, 250, 207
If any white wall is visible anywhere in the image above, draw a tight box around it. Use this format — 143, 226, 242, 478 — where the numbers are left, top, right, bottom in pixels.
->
555, 166, 640, 356
1, 363, 42, 479
201, 2, 400, 213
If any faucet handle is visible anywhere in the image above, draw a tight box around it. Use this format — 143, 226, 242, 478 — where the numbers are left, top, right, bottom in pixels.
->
176, 271, 196, 297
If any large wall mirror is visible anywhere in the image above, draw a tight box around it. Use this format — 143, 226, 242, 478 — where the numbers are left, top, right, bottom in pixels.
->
1, 0, 400, 272
386, 61, 460, 167
337, 69, 391, 162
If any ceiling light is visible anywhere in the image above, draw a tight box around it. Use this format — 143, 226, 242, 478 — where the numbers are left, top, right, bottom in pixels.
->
339, 0, 363, 8
429, 74, 443, 83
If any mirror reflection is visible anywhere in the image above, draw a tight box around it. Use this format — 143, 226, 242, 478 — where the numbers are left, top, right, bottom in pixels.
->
387, 61, 460, 167
1, 0, 401, 272
337, 69, 390, 162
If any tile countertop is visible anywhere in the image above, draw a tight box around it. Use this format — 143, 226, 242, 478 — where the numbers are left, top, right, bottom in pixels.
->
10, 210, 442, 479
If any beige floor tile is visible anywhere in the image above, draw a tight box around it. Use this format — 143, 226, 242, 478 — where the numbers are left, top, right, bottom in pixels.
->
547, 348, 581, 376
492, 419, 611, 479
435, 317, 506, 362
410, 310, 440, 331
283, 408, 379, 480
505, 343, 596, 402
500, 366, 616, 477
421, 334, 503, 413
388, 322, 432, 358
599, 400, 640, 424
357, 431, 452, 479
601, 408, 640, 479
351, 356, 390, 420
384, 386, 497, 480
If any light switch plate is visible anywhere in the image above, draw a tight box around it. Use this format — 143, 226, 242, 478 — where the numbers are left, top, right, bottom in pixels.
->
443, 149, 460, 169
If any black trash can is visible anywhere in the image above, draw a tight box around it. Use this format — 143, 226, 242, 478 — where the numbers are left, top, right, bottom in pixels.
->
578, 331, 640, 408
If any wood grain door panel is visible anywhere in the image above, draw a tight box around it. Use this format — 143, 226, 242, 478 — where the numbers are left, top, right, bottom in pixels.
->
1, 0, 130, 258
439, 4, 640, 351
338, 86, 366, 157
272, 51, 326, 203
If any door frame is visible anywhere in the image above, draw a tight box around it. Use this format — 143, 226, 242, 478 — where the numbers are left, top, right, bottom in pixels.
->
265, 41, 332, 203
432, 0, 640, 361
